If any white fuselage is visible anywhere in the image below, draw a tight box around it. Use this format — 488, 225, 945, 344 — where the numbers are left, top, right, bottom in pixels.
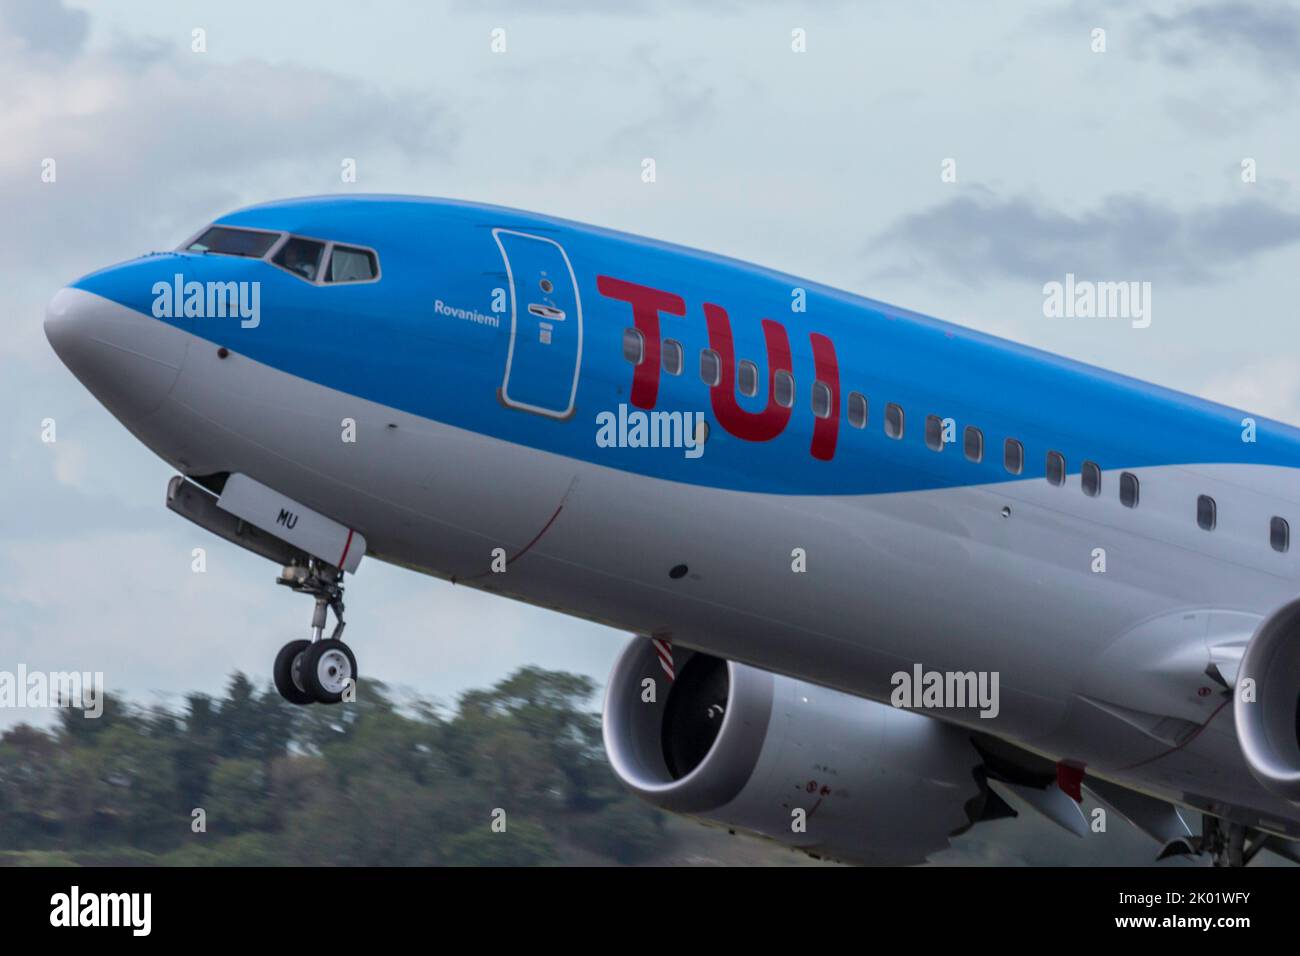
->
87, 294, 1300, 840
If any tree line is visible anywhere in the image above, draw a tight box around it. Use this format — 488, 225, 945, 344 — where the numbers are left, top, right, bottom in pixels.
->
0, 667, 677, 866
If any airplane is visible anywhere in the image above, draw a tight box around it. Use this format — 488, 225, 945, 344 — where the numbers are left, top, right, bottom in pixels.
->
43, 194, 1300, 867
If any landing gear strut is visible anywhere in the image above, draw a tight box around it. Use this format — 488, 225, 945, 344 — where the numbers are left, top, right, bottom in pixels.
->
272, 559, 357, 706
1196, 816, 1275, 867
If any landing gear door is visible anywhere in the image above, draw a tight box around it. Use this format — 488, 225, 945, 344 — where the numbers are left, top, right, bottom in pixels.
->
493, 229, 583, 419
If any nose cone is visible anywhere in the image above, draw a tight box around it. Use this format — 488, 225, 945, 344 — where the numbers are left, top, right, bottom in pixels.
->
45, 287, 189, 424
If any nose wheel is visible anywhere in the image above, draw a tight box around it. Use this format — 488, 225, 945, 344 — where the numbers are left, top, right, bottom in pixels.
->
272, 559, 358, 706
273, 639, 315, 705
298, 639, 357, 704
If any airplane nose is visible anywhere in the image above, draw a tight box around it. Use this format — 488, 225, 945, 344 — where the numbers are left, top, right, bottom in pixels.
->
45, 287, 189, 424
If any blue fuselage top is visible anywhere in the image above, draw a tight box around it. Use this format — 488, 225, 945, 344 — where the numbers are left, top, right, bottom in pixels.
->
72, 194, 1300, 498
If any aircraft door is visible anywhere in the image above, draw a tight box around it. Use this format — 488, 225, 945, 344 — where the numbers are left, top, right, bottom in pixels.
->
494, 229, 583, 419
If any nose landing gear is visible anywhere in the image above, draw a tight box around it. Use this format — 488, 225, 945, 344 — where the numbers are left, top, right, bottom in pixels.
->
1190, 816, 1280, 867
272, 559, 358, 706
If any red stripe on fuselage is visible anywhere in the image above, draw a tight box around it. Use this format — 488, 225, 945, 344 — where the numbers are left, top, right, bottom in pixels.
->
338, 528, 355, 569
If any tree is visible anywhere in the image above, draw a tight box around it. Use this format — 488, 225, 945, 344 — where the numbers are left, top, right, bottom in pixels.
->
0, 666, 745, 867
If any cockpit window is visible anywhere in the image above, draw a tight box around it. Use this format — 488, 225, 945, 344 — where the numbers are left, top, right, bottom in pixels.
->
187, 226, 279, 258
327, 245, 378, 283
272, 237, 326, 281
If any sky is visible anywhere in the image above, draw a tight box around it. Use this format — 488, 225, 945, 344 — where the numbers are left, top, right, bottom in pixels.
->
3, 0, 1300, 860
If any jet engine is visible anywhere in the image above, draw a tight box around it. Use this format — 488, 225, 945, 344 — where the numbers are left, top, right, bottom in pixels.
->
602, 638, 988, 864
1236, 596, 1300, 800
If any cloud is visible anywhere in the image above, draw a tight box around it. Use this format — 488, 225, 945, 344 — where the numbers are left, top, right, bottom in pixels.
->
868, 187, 1300, 287
605, 47, 719, 153
1, 1, 458, 292
1201, 357, 1300, 425
1145, 2, 1300, 74
0, 0, 87, 56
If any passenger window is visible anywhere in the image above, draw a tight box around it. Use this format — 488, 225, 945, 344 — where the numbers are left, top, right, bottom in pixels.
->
662, 339, 683, 375
1197, 495, 1216, 531
187, 226, 279, 258
738, 360, 759, 397
326, 245, 378, 283
1046, 451, 1066, 487
847, 392, 867, 429
1004, 438, 1023, 475
1081, 460, 1101, 496
964, 426, 983, 462
812, 381, 832, 419
774, 370, 794, 408
1271, 516, 1290, 553
925, 415, 944, 452
700, 349, 721, 386
273, 237, 326, 281
623, 328, 644, 365
1119, 471, 1139, 508
884, 403, 904, 439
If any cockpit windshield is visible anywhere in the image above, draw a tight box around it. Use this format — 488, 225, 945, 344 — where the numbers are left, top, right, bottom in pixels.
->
272, 237, 325, 281
326, 246, 378, 282
182, 224, 380, 284
187, 226, 280, 258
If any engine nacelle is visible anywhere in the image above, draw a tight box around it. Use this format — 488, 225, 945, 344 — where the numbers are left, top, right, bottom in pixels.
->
602, 639, 985, 864
1236, 597, 1300, 800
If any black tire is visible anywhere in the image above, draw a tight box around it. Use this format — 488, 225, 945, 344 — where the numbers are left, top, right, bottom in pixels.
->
299, 639, 358, 705
273, 639, 315, 706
